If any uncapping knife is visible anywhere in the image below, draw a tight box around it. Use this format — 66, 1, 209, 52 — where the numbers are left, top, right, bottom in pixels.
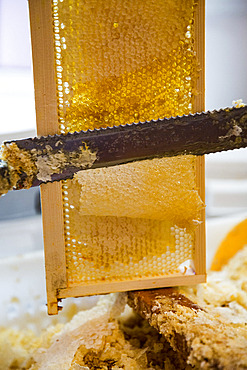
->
0, 105, 247, 196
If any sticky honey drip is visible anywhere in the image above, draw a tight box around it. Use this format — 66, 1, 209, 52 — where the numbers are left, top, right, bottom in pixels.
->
52, 0, 203, 286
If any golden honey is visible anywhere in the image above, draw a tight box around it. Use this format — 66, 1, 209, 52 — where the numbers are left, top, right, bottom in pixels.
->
51, 0, 203, 286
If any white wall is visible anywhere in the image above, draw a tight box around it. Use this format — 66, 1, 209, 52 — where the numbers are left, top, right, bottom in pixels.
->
206, 0, 247, 109
0, 0, 31, 68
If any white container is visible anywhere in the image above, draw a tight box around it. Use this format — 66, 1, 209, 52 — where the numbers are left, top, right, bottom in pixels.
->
1, 213, 247, 333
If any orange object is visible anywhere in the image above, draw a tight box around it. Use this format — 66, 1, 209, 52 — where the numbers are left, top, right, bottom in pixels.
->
211, 218, 247, 271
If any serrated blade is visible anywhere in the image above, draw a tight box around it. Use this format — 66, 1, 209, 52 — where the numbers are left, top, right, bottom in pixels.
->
0, 105, 247, 195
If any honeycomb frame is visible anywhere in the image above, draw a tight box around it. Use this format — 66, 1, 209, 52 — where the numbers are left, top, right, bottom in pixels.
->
29, 0, 205, 315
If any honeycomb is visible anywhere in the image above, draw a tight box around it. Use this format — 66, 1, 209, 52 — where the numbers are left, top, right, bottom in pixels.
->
52, 0, 203, 286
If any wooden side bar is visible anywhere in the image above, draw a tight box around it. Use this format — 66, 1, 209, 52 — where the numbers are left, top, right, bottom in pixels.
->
28, 0, 67, 314
194, 0, 206, 278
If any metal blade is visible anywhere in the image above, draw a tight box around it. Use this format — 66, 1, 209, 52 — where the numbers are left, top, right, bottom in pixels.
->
1, 105, 247, 195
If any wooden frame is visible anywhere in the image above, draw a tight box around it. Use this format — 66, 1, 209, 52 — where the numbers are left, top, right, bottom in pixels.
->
29, 0, 205, 315
29, 0, 67, 314
194, 2, 206, 278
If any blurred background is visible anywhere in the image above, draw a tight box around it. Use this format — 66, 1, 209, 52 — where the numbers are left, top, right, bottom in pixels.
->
0, 0, 247, 259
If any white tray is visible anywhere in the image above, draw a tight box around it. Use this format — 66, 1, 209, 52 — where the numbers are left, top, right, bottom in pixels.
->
0, 212, 247, 333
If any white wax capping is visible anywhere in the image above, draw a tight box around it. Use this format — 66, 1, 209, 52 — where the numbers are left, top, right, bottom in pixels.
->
75, 156, 203, 222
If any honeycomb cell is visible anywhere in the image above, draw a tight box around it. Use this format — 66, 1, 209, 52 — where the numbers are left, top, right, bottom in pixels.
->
51, 0, 203, 286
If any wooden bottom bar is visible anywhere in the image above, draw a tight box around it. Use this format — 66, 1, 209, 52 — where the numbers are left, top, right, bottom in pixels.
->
57, 274, 206, 300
